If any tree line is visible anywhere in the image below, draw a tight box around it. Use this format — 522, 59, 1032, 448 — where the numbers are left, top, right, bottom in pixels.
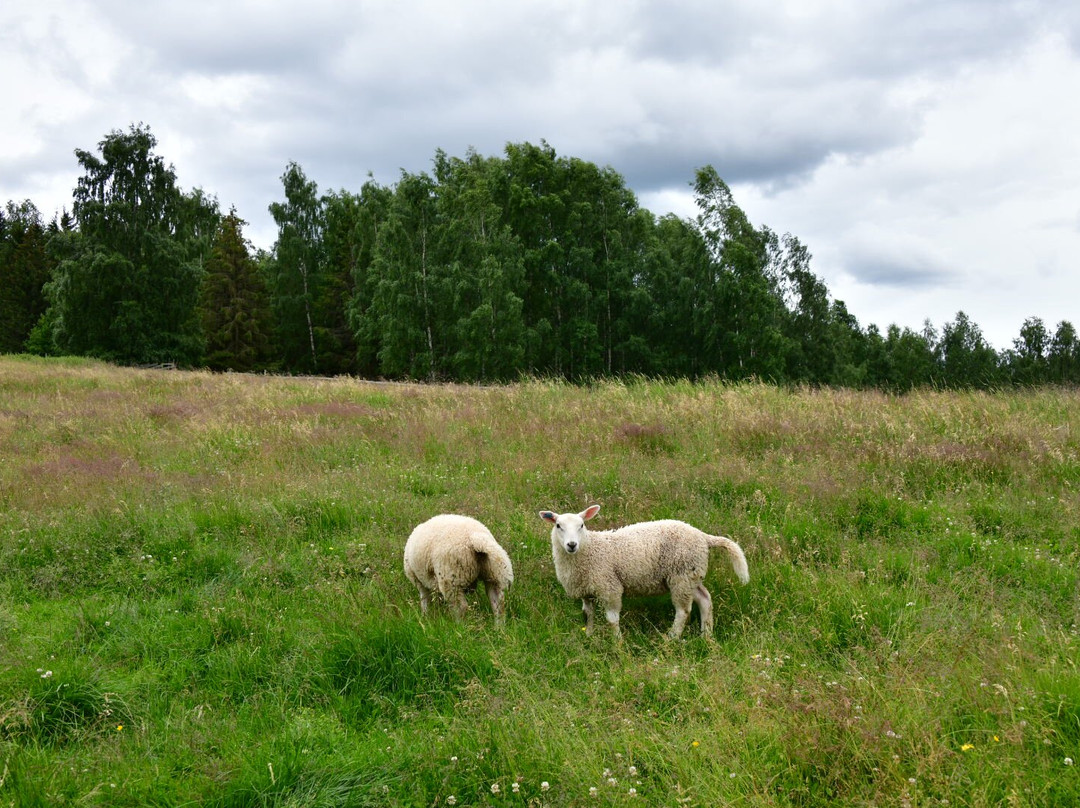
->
3, 124, 1078, 390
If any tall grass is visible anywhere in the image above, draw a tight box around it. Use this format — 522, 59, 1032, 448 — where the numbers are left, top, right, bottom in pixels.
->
1, 355, 1078, 805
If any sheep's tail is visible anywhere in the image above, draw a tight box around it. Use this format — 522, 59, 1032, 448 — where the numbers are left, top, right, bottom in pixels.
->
708, 534, 750, 584
469, 533, 514, 585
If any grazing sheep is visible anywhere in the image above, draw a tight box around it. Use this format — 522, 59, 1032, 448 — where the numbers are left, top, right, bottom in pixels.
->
539, 505, 749, 638
404, 514, 513, 624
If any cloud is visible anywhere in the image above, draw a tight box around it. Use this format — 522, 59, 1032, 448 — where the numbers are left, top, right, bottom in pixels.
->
3, 0, 1080, 346
840, 228, 960, 289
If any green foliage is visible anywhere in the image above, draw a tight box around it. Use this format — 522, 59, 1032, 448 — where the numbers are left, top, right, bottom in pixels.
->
0, 201, 53, 353
340, 179, 394, 376
369, 170, 445, 379
1049, 321, 1080, 384
41, 124, 218, 365
268, 162, 326, 374
12, 130, 1077, 389
200, 212, 274, 371
940, 310, 1003, 388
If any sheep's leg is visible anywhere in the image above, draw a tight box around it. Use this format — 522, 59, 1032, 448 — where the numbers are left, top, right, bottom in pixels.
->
582, 598, 596, 635
693, 583, 714, 637
486, 581, 505, 625
417, 584, 433, 614
605, 607, 622, 638
407, 571, 433, 614
668, 581, 695, 639
599, 594, 622, 639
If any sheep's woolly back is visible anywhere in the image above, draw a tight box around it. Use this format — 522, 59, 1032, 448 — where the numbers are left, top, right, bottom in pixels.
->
403, 514, 513, 621
555, 519, 736, 600
605, 520, 746, 582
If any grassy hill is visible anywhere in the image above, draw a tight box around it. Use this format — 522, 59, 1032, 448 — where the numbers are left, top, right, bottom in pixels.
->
1, 355, 1078, 806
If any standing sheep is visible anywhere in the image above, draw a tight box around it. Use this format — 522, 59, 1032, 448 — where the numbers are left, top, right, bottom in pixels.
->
540, 505, 749, 638
404, 514, 514, 624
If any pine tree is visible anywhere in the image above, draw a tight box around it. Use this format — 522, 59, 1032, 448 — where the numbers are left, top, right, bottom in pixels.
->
199, 212, 273, 371
0, 201, 51, 353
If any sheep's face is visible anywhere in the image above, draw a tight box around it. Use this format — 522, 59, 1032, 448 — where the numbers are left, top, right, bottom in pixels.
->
540, 505, 600, 556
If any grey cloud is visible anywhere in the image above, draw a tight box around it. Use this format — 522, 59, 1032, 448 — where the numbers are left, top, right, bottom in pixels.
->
841, 246, 960, 289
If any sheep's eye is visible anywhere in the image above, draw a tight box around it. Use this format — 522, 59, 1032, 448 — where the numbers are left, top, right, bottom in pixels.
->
556, 524, 563, 531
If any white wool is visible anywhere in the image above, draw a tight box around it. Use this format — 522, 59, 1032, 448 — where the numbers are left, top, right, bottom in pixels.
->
403, 514, 514, 624
539, 505, 748, 638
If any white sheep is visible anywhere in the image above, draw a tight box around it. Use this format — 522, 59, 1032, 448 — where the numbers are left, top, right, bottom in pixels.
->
539, 505, 749, 638
403, 514, 514, 624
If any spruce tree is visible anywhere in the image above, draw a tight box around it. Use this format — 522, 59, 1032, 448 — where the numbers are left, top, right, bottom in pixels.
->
199, 212, 273, 371
0, 201, 51, 353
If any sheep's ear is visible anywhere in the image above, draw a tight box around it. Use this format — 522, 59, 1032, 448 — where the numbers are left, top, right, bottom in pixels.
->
539, 511, 557, 523
581, 504, 600, 521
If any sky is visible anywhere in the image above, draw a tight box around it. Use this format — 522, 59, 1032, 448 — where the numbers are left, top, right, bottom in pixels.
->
3, 0, 1079, 350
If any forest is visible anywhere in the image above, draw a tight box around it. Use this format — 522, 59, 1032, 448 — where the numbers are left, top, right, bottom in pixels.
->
2, 123, 1078, 389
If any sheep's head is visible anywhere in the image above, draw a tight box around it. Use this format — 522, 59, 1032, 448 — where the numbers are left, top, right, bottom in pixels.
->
540, 505, 600, 555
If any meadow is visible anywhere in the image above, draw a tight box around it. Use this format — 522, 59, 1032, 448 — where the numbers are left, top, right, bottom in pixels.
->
1, 355, 1078, 807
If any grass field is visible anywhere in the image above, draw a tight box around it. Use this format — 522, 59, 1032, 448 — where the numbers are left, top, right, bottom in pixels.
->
1, 355, 1078, 807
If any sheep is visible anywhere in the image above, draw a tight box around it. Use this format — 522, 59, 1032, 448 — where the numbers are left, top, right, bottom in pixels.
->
539, 505, 749, 638
403, 514, 514, 624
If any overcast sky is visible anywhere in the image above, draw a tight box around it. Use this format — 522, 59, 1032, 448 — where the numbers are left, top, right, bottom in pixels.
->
4, 0, 1079, 349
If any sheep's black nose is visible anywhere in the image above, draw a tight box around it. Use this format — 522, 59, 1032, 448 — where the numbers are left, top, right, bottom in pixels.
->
566, 541, 577, 553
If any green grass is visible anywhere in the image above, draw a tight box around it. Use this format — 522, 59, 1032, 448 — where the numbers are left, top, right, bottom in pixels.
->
1, 355, 1079, 805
